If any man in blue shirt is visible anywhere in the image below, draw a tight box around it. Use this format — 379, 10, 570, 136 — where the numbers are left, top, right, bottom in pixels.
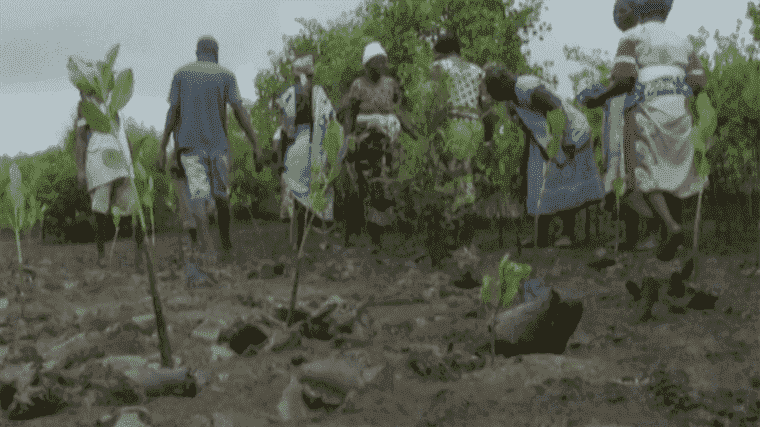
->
158, 36, 261, 288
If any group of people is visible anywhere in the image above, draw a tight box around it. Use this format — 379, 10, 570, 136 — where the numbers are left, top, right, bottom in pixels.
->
73, 0, 706, 288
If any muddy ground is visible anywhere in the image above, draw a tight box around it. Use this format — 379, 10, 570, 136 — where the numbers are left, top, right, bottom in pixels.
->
0, 219, 759, 426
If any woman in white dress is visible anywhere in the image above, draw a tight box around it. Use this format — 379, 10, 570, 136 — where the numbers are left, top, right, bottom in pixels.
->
582, 0, 707, 261
276, 54, 342, 249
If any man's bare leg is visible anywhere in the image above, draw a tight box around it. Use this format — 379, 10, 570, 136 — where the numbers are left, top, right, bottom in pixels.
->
184, 201, 215, 288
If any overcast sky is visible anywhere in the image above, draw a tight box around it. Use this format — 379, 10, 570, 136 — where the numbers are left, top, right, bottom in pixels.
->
0, 0, 753, 158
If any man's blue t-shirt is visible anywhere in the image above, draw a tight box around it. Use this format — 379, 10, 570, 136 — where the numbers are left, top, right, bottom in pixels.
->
166, 59, 244, 153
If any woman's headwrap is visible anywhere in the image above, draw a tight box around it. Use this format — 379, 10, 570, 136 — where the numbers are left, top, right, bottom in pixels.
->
433, 30, 461, 55
292, 55, 314, 76
613, 0, 637, 30
614, 0, 673, 27
638, 0, 673, 19
362, 42, 388, 66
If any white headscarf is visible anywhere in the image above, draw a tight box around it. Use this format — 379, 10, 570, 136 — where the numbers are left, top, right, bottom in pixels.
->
362, 42, 387, 66
292, 55, 314, 75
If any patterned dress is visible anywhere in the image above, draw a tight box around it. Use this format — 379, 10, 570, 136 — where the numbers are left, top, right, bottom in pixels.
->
80, 105, 138, 216
514, 75, 606, 216
341, 75, 403, 227
611, 20, 707, 199
431, 55, 487, 223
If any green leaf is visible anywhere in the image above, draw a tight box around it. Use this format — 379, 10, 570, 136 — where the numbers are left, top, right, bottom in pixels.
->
67, 56, 98, 95
323, 121, 343, 166
105, 44, 120, 69
8, 162, 23, 210
697, 157, 711, 177
480, 274, 494, 304
81, 100, 112, 133
109, 69, 134, 117
135, 163, 148, 183
546, 109, 566, 160
98, 60, 114, 96
498, 254, 532, 308
613, 177, 625, 199
312, 186, 327, 214
420, 0, 432, 15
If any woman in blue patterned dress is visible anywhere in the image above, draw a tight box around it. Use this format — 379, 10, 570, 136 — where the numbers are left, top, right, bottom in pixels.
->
484, 68, 606, 248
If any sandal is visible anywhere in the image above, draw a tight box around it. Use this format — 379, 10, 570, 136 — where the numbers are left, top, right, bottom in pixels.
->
656, 229, 684, 262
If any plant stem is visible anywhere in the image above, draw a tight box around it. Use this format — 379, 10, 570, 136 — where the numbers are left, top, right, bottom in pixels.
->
126, 175, 173, 368
692, 186, 705, 281
491, 308, 497, 365
14, 228, 23, 265
13, 228, 25, 321
535, 162, 549, 248
110, 226, 120, 267
144, 242, 173, 367
615, 196, 620, 253
150, 207, 156, 246
287, 208, 314, 327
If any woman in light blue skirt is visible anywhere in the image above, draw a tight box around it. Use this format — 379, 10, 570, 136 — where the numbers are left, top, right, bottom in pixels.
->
485, 67, 606, 248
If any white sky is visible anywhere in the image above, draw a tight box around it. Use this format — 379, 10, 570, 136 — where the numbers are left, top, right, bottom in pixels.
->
0, 0, 754, 158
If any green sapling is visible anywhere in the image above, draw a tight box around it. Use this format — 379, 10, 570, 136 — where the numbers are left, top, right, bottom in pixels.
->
480, 254, 532, 363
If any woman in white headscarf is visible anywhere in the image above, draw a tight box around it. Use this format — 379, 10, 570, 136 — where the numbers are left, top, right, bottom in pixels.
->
339, 41, 416, 252
581, 0, 707, 261
276, 54, 341, 249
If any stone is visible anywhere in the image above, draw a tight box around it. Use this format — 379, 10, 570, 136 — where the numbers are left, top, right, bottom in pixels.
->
277, 374, 309, 422
131, 314, 157, 335
168, 295, 193, 310
84, 269, 107, 286
307, 295, 367, 340
39, 332, 105, 370
0, 362, 62, 420
209, 345, 235, 362
211, 412, 235, 427
264, 327, 301, 353
189, 414, 213, 427
97, 406, 153, 427
490, 288, 583, 357
299, 352, 387, 395
390, 269, 427, 300
100, 355, 149, 372
192, 319, 224, 343
121, 364, 196, 399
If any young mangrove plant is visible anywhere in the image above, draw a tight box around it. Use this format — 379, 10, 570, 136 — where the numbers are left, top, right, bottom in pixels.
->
480, 253, 532, 364
68, 43, 173, 367
286, 120, 345, 327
